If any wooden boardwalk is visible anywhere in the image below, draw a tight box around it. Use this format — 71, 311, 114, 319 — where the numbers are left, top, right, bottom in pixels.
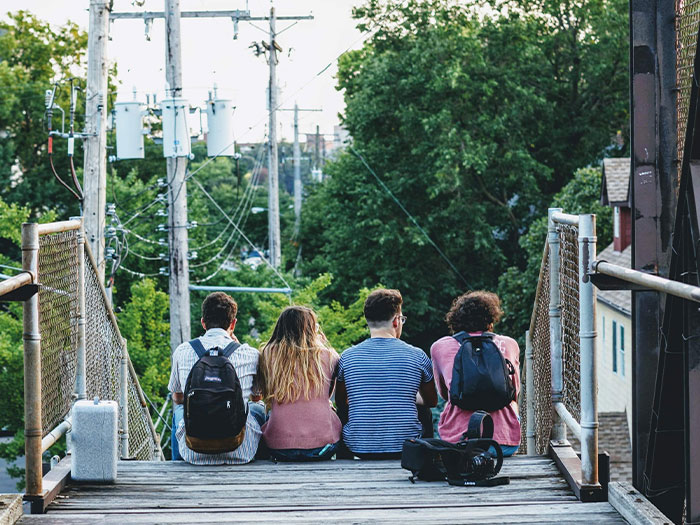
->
18, 456, 627, 524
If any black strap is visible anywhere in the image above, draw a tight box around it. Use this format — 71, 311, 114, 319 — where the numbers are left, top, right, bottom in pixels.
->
452, 331, 496, 344
220, 341, 241, 358
463, 410, 494, 440
189, 339, 240, 359
189, 339, 207, 359
447, 476, 510, 487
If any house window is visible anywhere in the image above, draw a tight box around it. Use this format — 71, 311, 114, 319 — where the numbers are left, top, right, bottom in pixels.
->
612, 320, 618, 372
619, 325, 625, 377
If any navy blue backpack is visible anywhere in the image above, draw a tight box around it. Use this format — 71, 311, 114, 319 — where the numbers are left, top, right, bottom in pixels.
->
449, 332, 516, 412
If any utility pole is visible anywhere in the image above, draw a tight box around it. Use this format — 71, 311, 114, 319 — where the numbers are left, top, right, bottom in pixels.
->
315, 124, 321, 169
293, 104, 301, 236
267, 6, 281, 269
284, 103, 321, 237
84, 0, 110, 282
164, 0, 191, 351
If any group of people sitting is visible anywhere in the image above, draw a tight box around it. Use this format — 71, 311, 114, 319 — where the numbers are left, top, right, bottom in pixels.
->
168, 288, 521, 465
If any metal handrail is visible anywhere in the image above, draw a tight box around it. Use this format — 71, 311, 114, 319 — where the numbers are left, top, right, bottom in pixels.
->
0, 272, 34, 297
551, 211, 580, 226
594, 260, 700, 302
525, 208, 599, 489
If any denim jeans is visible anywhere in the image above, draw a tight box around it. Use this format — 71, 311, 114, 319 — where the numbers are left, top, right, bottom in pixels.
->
171, 403, 184, 461
269, 442, 339, 462
171, 401, 266, 461
487, 444, 519, 458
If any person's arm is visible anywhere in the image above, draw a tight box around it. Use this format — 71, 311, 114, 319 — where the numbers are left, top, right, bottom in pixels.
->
417, 380, 438, 407
168, 348, 183, 404
335, 380, 349, 425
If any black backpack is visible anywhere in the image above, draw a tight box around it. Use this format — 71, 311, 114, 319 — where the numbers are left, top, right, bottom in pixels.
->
183, 339, 248, 454
449, 332, 516, 412
401, 411, 510, 486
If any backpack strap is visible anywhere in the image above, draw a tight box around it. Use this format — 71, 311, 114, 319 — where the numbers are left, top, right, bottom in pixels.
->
452, 331, 495, 344
462, 410, 494, 440
220, 341, 241, 358
189, 339, 208, 359
452, 331, 468, 344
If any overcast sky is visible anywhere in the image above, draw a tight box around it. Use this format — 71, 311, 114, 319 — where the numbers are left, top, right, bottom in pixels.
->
6, 1, 366, 143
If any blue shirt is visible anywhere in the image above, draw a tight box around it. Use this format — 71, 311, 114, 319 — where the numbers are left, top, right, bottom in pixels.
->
337, 337, 434, 453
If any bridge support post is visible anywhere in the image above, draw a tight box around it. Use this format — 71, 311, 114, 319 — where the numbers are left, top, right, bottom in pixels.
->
579, 214, 599, 488
22, 222, 42, 497
525, 330, 535, 454
120, 338, 129, 459
548, 208, 566, 442
75, 218, 87, 401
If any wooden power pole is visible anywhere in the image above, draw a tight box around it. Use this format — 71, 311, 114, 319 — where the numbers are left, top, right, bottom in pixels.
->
164, 0, 191, 351
84, 0, 110, 282
267, 6, 281, 269
288, 104, 321, 237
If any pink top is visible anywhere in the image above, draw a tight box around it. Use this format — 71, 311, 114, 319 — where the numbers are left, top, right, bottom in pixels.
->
261, 348, 342, 450
431, 333, 521, 446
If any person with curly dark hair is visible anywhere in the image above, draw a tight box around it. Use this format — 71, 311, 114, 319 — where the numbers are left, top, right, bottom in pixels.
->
430, 291, 521, 456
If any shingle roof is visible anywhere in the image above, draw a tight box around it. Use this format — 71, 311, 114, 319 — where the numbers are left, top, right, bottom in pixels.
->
596, 242, 631, 316
601, 158, 631, 206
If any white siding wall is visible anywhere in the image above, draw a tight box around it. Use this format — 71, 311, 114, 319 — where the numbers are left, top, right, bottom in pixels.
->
596, 301, 633, 436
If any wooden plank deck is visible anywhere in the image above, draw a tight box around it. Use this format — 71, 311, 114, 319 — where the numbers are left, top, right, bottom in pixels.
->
18, 456, 627, 524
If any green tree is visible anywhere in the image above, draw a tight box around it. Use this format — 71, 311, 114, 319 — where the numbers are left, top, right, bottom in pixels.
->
299, 0, 627, 349
0, 12, 89, 216
497, 166, 613, 345
118, 279, 171, 405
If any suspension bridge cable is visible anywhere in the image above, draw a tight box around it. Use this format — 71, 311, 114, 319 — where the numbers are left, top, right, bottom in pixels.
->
349, 146, 471, 288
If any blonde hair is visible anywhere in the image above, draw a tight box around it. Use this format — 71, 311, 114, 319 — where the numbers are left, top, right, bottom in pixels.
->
260, 306, 331, 404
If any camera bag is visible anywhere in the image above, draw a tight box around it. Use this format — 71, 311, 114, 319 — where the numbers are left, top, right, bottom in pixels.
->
401, 411, 510, 487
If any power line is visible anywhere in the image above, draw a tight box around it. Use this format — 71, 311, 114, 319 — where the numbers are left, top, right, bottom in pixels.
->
190, 178, 292, 289
349, 146, 471, 288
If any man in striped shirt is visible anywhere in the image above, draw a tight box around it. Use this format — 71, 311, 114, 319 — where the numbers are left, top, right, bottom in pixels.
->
168, 292, 264, 464
335, 289, 438, 459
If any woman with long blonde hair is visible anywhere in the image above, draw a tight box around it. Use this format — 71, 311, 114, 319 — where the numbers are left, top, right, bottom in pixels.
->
260, 306, 341, 461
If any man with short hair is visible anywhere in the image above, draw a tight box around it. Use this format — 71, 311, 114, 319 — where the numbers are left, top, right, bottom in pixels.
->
335, 289, 438, 459
169, 292, 264, 464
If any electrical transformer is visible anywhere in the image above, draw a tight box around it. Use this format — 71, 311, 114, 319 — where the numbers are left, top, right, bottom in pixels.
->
206, 98, 235, 157
161, 97, 191, 158
114, 101, 145, 159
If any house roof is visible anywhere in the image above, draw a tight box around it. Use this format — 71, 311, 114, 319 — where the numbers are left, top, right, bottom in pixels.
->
601, 158, 631, 206
596, 242, 631, 316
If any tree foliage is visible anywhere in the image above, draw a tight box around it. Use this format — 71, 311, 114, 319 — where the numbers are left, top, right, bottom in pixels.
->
300, 0, 627, 349
0, 12, 88, 216
497, 166, 613, 344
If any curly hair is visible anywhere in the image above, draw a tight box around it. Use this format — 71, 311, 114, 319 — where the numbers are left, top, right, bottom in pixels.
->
445, 291, 503, 334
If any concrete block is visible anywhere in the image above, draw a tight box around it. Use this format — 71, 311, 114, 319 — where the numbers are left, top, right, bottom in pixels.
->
71, 399, 118, 483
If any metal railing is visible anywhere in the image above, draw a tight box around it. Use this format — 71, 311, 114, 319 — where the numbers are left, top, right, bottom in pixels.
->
21, 219, 162, 498
521, 208, 599, 488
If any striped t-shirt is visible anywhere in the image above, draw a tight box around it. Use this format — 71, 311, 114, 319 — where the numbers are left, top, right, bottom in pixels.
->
337, 337, 434, 454
168, 328, 261, 465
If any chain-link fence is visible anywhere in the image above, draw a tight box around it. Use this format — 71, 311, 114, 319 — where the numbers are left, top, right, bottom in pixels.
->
37, 230, 80, 437
35, 222, 161, 461
677, 0, 700, 175
83, 247, 161, 460
520, 221, 582, 455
